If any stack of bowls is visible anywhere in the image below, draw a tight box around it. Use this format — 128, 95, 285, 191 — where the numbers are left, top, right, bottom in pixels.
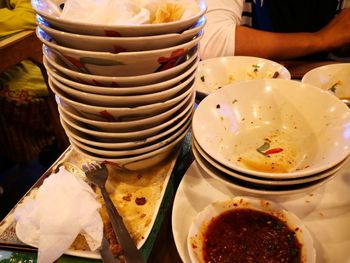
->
192, 79, 350, 196
33, 0, 207, 170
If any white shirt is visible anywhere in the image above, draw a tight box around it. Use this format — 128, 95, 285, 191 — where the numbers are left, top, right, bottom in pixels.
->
199, 0, 350, 60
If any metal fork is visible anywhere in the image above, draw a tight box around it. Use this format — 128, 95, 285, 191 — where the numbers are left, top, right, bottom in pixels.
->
83, 162, 144, 263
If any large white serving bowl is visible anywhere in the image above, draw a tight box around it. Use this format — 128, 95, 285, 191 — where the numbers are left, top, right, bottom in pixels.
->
50, 78, 194, 121
45, 50, 199, 95
56, 91, 194, 132
187, 197, 315, 263
37, 27, 203, 76
192, 79, 350, 179
61, 107, 193, 150
48, 69, 196, 107
302, 63, 350, 101
58, 94, 193, 140
32, 0, 207, 36
192, 138, 350, 186
37, 15, 206, 52
67, 116, 191, 157
195, 56, 291, 96
69, 124, 189, 171
43, 45, 198, 86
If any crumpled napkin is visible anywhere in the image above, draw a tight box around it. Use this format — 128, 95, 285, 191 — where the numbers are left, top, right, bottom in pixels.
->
14, 166, 103, 263
60, 0, 200, 25
61, 0, 150, 25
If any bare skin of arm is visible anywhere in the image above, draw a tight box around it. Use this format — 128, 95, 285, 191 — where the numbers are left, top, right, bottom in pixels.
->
235, 8, 350, 60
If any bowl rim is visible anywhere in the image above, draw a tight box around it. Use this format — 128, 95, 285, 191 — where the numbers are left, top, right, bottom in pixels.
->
37, 26, 203, 57
37, 14, 206, 41
58, 97, 193, 138
50, 78, 194, 119
48, 69, 196, 104
56, 89, 194, 128
67, 115, 192, 157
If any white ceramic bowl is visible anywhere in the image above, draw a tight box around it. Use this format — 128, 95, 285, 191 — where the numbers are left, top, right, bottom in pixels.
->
43, 45, 199, 86
58, 97, 193, 140
192, 79, 350, 179
48, 69, 196, 107
192, 142, 338, 196
70, 124, 189, 170
45, 55, 199, 95
192, 138, 349, 185
37, 27, 203, 76
32, 0, 207, 36
302, 63, 350, 101
61, 107, 193, 149
50, 78, 194, 121
37, 15, 206, 52
67, 116, 191, 157
195, 56, 291, 96
187, 197, 315, 263
56, 91, 194, 132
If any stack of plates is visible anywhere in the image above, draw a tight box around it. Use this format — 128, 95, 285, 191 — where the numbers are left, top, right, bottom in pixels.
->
192, 79, 350, 196
32, 0, 207, 170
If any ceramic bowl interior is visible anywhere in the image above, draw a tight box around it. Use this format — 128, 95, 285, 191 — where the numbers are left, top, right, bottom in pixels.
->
195, 56, 291, 96
302, 63, 350, 101
192, 79, 350, 179
187, 197, 315, 263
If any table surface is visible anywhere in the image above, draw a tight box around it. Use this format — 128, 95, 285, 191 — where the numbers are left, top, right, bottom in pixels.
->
0, 58, 345, 263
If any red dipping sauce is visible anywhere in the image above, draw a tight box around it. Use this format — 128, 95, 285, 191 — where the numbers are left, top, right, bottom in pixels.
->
203, 208, 302, 263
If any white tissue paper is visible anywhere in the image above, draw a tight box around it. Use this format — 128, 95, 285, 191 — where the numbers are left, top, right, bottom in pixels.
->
14, 166, 103, 263
60, 0, 200, 25
61, 0, 150, 25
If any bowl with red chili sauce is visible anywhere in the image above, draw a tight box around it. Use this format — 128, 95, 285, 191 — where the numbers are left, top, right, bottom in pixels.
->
187, 196, 315, 263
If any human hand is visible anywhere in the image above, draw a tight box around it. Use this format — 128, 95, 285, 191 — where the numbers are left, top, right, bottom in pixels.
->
316, 8, 350, 51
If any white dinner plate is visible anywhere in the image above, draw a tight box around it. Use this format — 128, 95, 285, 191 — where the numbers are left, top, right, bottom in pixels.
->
172, 161, 350, 263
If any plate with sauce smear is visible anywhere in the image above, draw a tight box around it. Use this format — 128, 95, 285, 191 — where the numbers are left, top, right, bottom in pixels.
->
187, 196, 315, 263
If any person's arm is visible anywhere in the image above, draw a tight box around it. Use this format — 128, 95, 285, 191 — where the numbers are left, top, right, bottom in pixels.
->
0, 0, 36, 37
235, 8, 350, 60
199, 0, 244, 60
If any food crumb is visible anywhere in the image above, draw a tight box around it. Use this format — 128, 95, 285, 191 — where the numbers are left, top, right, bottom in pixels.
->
135, 197, 147, 206
122, 193, 132, 202
200, 76, 205, 82
140, 213, 146, 219
272, 71, 279, 78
